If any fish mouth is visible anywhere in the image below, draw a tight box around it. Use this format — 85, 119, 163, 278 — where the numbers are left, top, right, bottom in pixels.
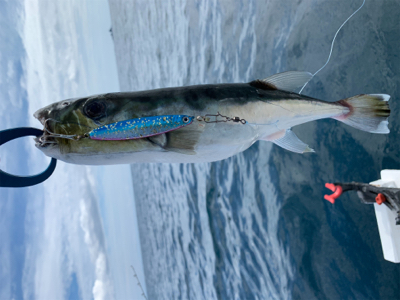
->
34, 107, 59, 148
34, 118, 59, 148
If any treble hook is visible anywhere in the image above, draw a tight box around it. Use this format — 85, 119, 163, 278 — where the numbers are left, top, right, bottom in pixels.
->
43, 118, 81, 140
0, 127, 57, 188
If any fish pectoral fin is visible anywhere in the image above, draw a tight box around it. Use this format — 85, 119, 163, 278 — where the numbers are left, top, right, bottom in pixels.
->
164, 123, 204, 155
147, 133, 167, 148
261, 71, 312, 93
269, 129, 315, 153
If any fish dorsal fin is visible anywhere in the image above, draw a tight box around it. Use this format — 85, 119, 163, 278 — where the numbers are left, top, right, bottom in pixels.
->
261, 71, 312, 92
272, 129, 315, 153
249, 80, 277, 90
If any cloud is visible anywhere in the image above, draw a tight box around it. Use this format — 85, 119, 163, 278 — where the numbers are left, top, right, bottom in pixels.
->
79, 196, 115, 300
20, 164, 115, 300
0, 0, 129, 298
92, 253, 113, 300
0, 201, 12, 300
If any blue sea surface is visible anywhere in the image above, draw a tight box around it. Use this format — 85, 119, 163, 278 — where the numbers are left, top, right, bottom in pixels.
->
109, 0, 400, 299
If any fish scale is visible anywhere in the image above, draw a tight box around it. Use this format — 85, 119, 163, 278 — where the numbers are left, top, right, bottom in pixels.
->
89, 115, 194, 140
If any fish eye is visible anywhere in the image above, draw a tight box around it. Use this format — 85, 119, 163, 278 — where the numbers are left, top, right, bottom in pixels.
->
183, 116, 189, 123
83, 101, 106, 119
62, 102, 70, 106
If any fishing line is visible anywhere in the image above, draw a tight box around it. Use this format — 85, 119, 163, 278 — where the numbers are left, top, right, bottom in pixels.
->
299, 0, 366, 94
37, 2, 368, 144
198, 1, 367, 127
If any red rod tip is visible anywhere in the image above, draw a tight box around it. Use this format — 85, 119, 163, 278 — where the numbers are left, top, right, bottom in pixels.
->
324, 184, 343, 204
325, 183, 336, 192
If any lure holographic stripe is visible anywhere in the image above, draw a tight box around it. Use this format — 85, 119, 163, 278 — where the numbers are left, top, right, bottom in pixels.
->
88, 115, 194, 140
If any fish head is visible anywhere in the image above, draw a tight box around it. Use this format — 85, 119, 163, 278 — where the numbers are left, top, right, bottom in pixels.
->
34, 94, 155, 164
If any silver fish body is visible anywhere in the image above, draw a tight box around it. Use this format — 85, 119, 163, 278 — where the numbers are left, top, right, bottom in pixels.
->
33, 71, 390, 165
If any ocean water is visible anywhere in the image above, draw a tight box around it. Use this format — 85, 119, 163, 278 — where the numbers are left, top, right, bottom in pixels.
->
109, 0, 400, 299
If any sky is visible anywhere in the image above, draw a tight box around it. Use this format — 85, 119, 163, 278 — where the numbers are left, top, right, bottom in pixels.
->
0, 0, 146, 299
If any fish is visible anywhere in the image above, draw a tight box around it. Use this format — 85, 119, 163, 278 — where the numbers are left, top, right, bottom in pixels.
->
33, 71, 390, 165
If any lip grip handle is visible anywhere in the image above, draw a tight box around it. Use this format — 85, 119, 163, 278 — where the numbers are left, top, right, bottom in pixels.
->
0, 127, 57, 188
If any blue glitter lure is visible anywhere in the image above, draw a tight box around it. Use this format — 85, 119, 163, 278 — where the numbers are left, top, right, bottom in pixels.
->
88, 115, 194, 140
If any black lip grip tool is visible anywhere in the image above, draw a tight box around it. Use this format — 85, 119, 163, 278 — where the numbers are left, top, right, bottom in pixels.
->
0, 127, 57, 188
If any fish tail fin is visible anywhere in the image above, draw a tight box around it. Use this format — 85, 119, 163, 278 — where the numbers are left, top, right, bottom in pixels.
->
333, 94, 390, 133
